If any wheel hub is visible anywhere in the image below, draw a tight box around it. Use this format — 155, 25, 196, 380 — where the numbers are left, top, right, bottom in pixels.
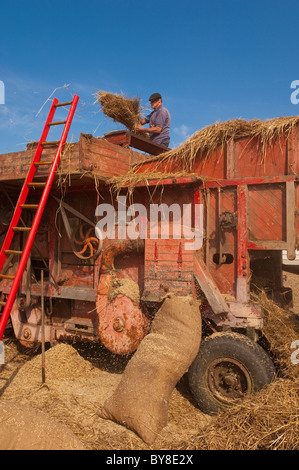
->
208, 358, 252, 403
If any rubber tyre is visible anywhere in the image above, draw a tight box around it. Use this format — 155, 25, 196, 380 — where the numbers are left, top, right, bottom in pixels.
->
188, 332, 276, 415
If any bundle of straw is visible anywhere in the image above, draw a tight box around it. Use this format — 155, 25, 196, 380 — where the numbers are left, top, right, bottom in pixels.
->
252, 290, 299, 378
95, 91, 143, 132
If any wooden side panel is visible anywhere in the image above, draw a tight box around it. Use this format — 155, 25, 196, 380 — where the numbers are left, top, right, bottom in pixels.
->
203, 187, 238, 297
247, 183, 286, 241
192, 147, 226, 179
0, 143, 80, 182
287, 125, 299, 175
134, 123, 299, 181
142, 184, 195, 300
79, 134, 144, 178
143, 238, 193, 301
234, 135, 287, 178
0, 150, 33, 181
0, 135, 145, 183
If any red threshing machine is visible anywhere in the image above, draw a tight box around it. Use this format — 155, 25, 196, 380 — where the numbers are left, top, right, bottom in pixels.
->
0, 98, 298, 413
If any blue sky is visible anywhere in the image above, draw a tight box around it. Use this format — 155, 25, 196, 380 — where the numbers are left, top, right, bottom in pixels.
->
1, 0, 299, 154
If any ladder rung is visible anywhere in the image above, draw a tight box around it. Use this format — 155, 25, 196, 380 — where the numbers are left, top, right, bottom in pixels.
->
20, 204, 39, 209
34, 161, 53, 166
0, 274, 14, 280
0, 301, 6, 306
55, 101, 73, 107
4, 250, 23, 255
28, 182, 46, 187
48, 120, 67, 127
13, 227, 31, 232
41, 141, 60, 147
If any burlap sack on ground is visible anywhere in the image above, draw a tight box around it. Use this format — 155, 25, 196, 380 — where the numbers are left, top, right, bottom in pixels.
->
99, 295, 202, 445
0, 401, 86, 450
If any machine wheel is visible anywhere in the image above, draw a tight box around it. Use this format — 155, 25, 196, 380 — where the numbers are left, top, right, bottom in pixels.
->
188, 332, 276, 415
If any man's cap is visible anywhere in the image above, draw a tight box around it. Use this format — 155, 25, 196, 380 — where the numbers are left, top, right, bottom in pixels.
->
149, 93, 162, 102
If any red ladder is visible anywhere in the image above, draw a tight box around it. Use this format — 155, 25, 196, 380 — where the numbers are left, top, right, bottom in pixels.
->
0, 95, 79, 339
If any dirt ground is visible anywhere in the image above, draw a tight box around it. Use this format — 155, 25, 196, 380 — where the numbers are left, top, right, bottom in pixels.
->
0, 336, 212, 450
0, 270, 298, 450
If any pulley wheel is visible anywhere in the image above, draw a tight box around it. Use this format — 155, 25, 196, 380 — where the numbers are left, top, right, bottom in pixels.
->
97, 294, 150, 355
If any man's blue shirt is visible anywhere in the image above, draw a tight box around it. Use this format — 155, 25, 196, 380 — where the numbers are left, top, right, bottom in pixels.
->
145, 104, 171, 146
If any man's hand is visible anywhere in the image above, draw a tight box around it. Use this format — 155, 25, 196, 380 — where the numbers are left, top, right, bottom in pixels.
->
135, 124, 162, 134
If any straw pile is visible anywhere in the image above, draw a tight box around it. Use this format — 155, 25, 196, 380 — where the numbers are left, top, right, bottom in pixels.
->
0, 340, 210, 450
253, 290, 299, 378
0, 290, 298, 449
107, 115, 299, 191
95, 91, 143, 132
173, 377, 299, 450
10, 342, 97, 384
173, 291, 299, 451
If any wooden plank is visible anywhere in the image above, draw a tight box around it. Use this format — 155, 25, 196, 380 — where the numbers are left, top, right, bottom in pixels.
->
247, 240, 288, 250
104, 130, 170, 156
247, 184, 285, 241
286, 180, 296, 260
143, 278, 193, 301
287, 126, 299, 175
204, 174, 296, 189
226, 138, 235, 178
0, 134, 146, 183
79, 134, 145, 178
193, 254, 229, 314
145, 253, 194, 263
145, 270, 193, 282
0, 143, 80, 181
234, 135, 287, 177
236, 185, 249, 303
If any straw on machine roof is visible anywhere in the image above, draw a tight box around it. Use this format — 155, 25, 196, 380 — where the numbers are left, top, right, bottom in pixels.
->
141, 115, 299, 168
108, 170, 206, 195
107, 115, 299, 191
